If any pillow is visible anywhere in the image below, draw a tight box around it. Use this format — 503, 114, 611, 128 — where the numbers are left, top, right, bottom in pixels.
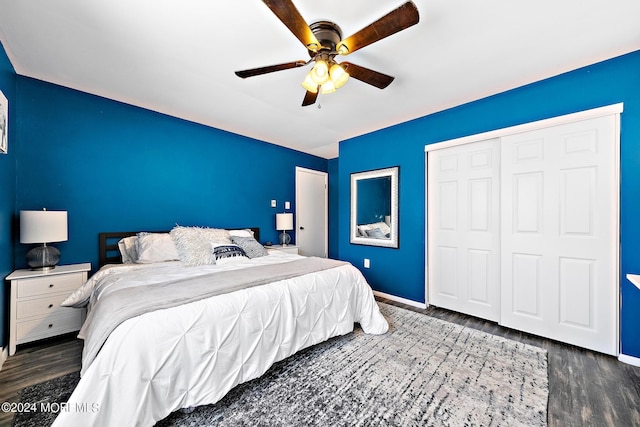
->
117, 236, 138, 263
211, 243, 248, 265
170, 226, 232, 266
230, 235, 268, 259
365, 228, 387, 239
357, 224, 372, 237
135, 233, 180, 263
228, 229, 254, 238
370, 221, 391, 236
61, 283, 92, 308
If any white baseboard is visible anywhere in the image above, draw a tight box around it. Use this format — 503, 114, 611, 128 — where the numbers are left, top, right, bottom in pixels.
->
618, 353, 640, 367
0, 346, 8, 373
373, 291, 427, 309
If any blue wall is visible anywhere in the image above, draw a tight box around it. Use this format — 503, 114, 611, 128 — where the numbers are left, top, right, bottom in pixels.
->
0, 42, 16, 349
338, 50, 640, 357
12, 77, 327, 272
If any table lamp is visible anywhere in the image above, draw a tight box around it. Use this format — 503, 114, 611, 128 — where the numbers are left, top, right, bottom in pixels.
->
20, 209, 68, 270
275, 213, 293, 246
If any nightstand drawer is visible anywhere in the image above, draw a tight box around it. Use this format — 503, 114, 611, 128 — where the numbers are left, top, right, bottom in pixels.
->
15, 311, 83, 343
16, 294, 71, 319
16, 273, 84, 298
268, 245, 300, 254
278, 246, 299, 254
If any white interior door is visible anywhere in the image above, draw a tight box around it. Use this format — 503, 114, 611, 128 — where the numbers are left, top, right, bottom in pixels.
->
427, 138, 501, 322
500, 115, 618, 355
295, 167, 328, 257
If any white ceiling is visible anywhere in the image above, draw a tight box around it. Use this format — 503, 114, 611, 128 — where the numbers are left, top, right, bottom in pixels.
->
0, 1, 639, 159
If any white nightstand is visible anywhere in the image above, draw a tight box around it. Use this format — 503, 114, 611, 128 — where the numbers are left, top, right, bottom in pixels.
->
267, 245, 300, 255
6, 263, 91, 355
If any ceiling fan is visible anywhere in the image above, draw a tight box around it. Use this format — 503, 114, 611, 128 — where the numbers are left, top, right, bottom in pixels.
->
235, 1, 420, 106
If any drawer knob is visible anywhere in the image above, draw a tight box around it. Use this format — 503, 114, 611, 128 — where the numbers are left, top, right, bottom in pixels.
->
49, 284, 54, 288
48, 304, 54, 309
48, 324, 53, 328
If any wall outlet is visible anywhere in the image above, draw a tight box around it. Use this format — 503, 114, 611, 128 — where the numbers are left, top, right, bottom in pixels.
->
364, 259, 370, 268
271, 200, 276, 208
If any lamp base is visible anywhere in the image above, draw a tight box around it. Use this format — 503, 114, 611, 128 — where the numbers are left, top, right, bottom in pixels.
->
279, 231, 291, 246
26, 244, 60, 270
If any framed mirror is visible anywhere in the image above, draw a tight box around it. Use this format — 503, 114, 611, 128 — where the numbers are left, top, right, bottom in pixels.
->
350, 166, 399, 248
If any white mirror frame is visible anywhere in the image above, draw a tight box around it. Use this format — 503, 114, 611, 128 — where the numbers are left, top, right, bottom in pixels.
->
350, 166, 399, 248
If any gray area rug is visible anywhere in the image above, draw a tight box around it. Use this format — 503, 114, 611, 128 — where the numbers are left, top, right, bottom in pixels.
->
14, 302, 548, 426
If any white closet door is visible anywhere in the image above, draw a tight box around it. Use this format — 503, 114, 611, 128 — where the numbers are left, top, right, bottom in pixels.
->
500, 115, 618, 355
427, 138, 501, 321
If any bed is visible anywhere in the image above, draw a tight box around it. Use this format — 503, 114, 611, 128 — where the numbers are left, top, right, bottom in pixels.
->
52, 226, 388, 427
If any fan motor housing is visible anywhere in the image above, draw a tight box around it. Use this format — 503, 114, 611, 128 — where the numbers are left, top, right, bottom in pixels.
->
308, 20, 343, 55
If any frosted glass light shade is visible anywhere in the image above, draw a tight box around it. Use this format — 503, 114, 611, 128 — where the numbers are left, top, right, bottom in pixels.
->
275, 213, 293, 231
320, 80, 336, 94
301, 74, 319, 93
329, 63, 349, 88
20, 210, 68, 243
310, 60, 329, 85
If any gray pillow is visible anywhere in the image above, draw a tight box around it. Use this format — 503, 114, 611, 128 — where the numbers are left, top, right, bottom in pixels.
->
230, 235, 268, 259
365, 228, 386, 239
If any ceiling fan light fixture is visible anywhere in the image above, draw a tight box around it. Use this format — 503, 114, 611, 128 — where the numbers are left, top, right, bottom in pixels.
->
329, 63, 349, 88
310, 59, 330, 85
301, 74, 319, 93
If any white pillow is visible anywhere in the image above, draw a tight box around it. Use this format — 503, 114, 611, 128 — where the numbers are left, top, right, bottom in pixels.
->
117, 236, 138, 263
170, 226, 232, 266
228, 229, 254, 238
62, 278, 95, 307
135, 232, 180, 263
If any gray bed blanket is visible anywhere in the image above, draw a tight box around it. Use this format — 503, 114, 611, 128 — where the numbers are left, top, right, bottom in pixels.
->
79, 257, 347, 373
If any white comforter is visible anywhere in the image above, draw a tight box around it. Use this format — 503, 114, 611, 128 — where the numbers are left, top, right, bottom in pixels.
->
53, 251, 388, 427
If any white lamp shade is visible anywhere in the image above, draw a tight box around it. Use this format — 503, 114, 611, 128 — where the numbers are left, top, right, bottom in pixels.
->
20, 210, 68, 243
301, 73, 319, 93
275, 213, 293, 231
310, 60, 329, 85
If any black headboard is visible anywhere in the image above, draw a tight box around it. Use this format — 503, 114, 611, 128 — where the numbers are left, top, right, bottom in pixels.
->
99, 227, 260, 268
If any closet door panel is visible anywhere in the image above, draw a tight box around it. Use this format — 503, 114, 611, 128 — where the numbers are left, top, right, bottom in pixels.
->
500, 115, 618, 355
427, 138, 501, 322
511, 253, 542, 318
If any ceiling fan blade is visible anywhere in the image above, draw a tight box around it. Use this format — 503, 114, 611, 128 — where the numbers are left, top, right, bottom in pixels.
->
235, 60, 307, 78
302, 90, 319, 106
341, 62, 395, 89
337, 1, 419, 55
262, 0, 321, 52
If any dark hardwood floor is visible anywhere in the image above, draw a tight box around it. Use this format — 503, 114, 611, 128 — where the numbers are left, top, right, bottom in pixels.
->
383, 299, 640, 427
0, 333, 82, 426
1, 300, 639, 427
